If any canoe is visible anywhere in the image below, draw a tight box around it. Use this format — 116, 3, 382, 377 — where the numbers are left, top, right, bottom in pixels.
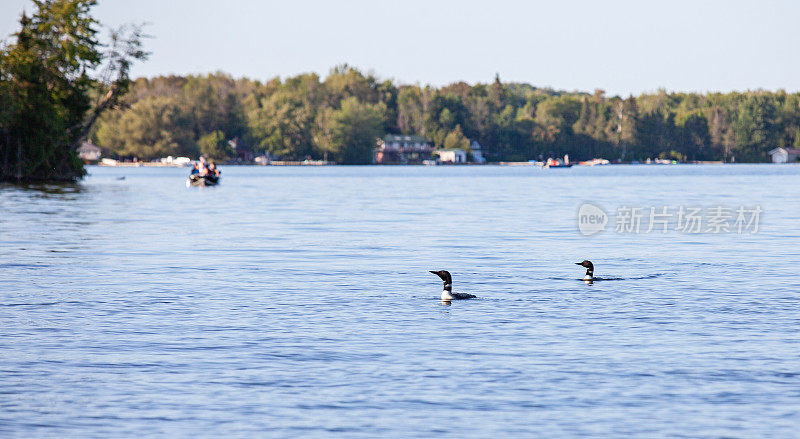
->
187, 174, 220, 187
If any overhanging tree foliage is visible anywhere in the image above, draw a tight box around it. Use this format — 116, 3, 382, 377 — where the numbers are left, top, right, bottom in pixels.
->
0, 0, 147, 182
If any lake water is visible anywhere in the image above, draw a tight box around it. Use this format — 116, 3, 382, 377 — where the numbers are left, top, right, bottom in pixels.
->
1, 164, 799, 437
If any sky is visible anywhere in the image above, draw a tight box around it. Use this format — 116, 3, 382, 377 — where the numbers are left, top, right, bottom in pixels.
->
2, 0, 800, 96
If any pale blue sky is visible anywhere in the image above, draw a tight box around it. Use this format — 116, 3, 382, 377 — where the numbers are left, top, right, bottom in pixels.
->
2, 0, 799, 96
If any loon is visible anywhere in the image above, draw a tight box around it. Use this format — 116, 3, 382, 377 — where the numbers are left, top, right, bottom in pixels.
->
429, 270, 477, 301
575, 260, 595, 281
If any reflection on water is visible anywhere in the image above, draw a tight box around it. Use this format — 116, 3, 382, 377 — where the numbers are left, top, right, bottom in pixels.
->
1, 164, 800, 437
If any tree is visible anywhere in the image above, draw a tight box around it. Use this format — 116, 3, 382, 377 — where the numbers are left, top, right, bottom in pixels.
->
323, 64, 380, 108
397, 86, 424, 134
734, 93, 775, 161
678, 113, 710, 160
179, 73, 245, 140
535, 95, 581, 135
614, 97, 638, 161
245, 75, 319, 159
198, 130, 230, 161
95, 96, 196, 160
443, 125, 470, 150
321, 97, 385, 164
0, 0, 147, 181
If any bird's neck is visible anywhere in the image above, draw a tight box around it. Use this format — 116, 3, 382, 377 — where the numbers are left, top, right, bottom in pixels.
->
585, 268, 593, 278
443, 283, 452, 292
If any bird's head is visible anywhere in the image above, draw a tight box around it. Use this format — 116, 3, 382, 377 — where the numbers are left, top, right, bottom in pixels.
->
429, 270, 452, 285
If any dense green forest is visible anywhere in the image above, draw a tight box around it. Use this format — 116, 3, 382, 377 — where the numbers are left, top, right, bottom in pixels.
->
0, 0, 146, 182
92, 68, 800, 164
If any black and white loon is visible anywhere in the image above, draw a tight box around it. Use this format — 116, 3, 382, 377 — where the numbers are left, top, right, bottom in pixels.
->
429, 270, 477, 301
575, 260, 595, 280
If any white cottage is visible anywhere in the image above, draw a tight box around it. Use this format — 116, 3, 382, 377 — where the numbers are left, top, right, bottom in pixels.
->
77, 142, 102, 162
768, 147, 800, 163
436, 149, 468, 164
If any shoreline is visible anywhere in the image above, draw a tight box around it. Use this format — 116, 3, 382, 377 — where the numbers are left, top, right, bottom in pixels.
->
91, 160, 798, 168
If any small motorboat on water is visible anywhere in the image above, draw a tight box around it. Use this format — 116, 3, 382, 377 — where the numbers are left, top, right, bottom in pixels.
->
542, 155, 573, 168
187, 159, 222, 187
187, 174, 220, 187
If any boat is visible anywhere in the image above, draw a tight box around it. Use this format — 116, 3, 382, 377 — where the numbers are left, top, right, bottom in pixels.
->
187, 174, 220, 187
578, 158, 610, 166
542, 156, 573, 168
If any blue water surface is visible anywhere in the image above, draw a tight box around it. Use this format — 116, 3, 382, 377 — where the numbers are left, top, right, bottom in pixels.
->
1, 164, 799, 437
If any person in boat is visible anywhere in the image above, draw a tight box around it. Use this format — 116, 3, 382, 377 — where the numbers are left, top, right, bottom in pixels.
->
190, 162, 206, 175
207, 162, 221, 178
189, 158, 209, 181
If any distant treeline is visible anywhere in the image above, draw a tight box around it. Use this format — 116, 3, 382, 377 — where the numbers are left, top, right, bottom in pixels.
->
92, 67, 799, 164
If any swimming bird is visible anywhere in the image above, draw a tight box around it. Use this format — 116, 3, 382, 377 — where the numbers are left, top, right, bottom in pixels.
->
575, 260, 595, 281
429, 270, 477, 301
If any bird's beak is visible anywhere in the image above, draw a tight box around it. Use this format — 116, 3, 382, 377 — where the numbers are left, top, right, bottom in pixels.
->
429, 270, 438, 275
575, 262, 583, 265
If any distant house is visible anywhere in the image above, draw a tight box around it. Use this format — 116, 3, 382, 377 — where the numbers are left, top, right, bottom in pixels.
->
434, 141, 486, 164
254, 153, 273, 165
470, 140, 487, 163
375, 134, 434, 164
436, 149, 468, 164
228, 137, 254, 162
768, 147, 800, 163
77, 142, 102, 162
